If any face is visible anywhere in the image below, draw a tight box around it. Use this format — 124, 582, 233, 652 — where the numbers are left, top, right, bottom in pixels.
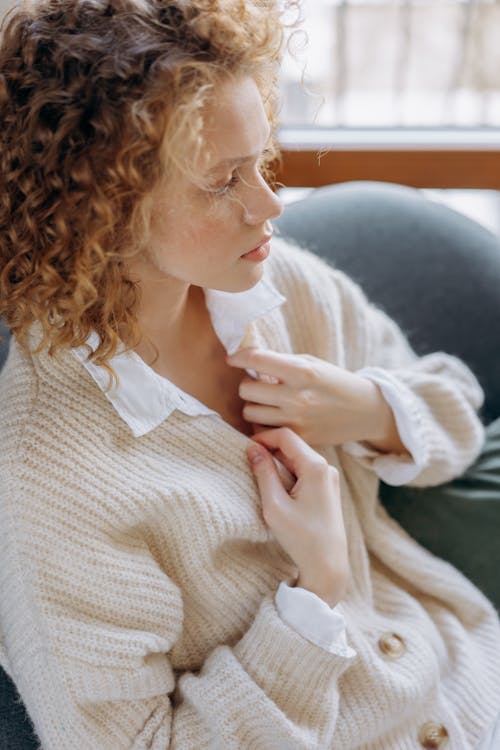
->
140, 75, 283, 293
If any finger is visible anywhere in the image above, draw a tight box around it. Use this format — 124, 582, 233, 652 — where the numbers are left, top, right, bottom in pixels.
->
242, 404, 285, 426
272, 456, 297, 492
254, 373, 281, 385
247, 444, 292, 517
240, 374, 279, 388
251, 427, 327, 478
239, 378, 291, 407
226, 348, 296, 383
250, 426, 298, 478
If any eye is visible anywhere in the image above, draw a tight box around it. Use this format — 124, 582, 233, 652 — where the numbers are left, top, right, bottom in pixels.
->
210, 171, 240, 197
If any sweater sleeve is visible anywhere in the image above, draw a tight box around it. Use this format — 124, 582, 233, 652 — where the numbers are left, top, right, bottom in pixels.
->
275, 581, 355, 656
342, 371, 427, 485
327, 260, 485, 487
4, 499, 355, 750
271, 242, 484, 488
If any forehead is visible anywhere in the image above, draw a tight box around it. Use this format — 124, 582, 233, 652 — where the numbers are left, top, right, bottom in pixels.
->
200, 76, 270, 172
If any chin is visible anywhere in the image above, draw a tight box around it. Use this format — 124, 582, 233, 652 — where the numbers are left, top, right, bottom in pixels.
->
204, 256, 267, 293
232, 263, 265, 292
207, 265, 264, 294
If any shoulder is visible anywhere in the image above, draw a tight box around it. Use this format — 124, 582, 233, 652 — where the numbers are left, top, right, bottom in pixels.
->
266, 235, 369, 310
0, 338, 40, 458
266, 234, 376, 332
0, 337, 125, 522
263, 236, 371, 367
1, 334, 111, 453
266, 235, 337, 285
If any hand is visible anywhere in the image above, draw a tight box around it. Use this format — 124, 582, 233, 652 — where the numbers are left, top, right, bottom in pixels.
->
227, 348, 401, 450
247, 427, 349, 608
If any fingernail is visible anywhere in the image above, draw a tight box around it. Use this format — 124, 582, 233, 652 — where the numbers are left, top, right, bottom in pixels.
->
248, 445, 265, 465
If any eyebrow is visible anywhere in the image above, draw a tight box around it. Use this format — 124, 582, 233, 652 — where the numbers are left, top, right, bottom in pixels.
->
206, 154, 255, 174
206, 129, 273, 175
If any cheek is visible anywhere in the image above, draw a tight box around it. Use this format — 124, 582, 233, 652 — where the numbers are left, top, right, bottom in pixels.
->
188, 199, 242, 244
149, 199, 175, 242
149, 189, 244, 263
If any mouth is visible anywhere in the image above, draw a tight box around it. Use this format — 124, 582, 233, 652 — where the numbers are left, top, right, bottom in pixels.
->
240, 235, 272, 262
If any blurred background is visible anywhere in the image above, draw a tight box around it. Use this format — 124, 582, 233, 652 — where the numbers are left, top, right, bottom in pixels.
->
281, 0, 500, 127
277, 0, 500, 235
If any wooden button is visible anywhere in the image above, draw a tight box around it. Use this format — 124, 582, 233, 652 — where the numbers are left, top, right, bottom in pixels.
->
378, 632, 406, 659
418, 721, 449, 748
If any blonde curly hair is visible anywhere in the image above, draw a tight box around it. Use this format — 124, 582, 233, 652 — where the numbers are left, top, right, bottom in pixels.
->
0, 0, 296, 368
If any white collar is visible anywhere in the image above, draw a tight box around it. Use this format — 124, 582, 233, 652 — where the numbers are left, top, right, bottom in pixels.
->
72, 274, 286, 437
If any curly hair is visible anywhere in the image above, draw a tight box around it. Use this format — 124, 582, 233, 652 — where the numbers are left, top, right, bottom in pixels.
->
0, 0, 296, 369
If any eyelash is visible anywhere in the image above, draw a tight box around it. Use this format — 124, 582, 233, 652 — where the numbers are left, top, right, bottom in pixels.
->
209, 148, 274, 198
211, 171, 240, 197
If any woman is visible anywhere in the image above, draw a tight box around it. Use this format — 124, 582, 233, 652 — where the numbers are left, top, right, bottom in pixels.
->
0, 0, 498, 747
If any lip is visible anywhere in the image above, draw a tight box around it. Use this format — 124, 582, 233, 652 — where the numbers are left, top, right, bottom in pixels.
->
241, 235, 273, 261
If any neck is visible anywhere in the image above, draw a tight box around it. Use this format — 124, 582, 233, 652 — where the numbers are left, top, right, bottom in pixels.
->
126, 256, 214, 368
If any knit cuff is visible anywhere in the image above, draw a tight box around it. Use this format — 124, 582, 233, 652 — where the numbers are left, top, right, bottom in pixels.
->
343, 367, 427, 485
275, 580, 355, 657
233, 594, 355, 710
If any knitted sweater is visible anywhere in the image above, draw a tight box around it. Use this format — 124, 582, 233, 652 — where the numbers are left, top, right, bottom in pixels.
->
1, 239, 499, 750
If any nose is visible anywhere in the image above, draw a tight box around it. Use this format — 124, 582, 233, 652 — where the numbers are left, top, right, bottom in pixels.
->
243, 172, 283, 225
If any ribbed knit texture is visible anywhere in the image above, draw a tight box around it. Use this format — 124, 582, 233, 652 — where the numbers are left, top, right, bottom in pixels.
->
1, 239, 499, 749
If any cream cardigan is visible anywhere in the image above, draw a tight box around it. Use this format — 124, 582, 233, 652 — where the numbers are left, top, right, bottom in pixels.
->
1, 239, 499, 749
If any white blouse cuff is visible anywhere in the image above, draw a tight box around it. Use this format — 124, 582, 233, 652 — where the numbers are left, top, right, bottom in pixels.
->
342, 368, 426, 486
275, 580, 356, 658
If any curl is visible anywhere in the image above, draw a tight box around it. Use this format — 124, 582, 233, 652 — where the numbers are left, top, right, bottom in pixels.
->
0, 0, 302, 375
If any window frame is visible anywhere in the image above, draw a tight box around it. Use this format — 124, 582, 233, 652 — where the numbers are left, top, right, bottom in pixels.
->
277, 128, 500, 189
